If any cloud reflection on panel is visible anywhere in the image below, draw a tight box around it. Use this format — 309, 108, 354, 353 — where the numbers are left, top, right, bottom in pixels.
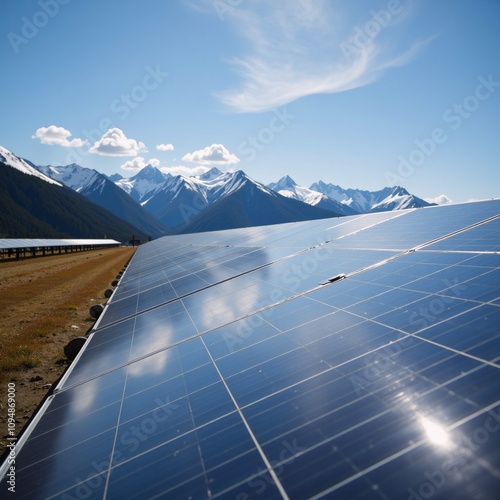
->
180, 250, 276, 334
128, 301, 197, 361
61, 318, 136, 388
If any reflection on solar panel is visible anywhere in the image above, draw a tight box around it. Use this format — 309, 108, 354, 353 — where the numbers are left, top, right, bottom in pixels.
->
2, 200, 500, 499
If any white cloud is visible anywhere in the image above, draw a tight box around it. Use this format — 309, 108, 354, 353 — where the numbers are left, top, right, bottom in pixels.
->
156, 143, 174, 151
182, 144, 239, 165
425, 194, 453, 205
32, 125, 86, 148
213, 0, 428, 113
120, 156, 161, 172
89, 128, 147, 156
159, 165, 212, 177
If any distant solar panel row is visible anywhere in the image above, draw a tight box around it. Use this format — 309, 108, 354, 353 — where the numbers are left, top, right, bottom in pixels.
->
1, 200, 499, 499
0, 239, 121, 250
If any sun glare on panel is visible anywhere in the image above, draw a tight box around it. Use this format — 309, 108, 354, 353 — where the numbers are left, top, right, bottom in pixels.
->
420, 417, 450, 447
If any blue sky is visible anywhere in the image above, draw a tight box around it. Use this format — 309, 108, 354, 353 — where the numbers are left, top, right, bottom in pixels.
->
1, 0, 499, 203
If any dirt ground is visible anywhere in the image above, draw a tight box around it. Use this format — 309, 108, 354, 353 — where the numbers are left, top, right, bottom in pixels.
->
0, 246, 136, 449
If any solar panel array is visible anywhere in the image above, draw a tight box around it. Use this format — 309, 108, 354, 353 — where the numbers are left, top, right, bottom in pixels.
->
2, 200, 500, 499
0, 239, 120, 250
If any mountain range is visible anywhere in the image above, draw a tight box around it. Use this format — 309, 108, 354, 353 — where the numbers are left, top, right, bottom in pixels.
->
0, 147, 150, 241
36, 163, 168, 237
0, 145, 432, 239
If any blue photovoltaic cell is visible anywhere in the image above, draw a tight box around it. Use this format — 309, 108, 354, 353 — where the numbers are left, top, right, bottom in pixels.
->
424, 215, 500, 252
324, 201, 500, 250
1, 199, 499, 499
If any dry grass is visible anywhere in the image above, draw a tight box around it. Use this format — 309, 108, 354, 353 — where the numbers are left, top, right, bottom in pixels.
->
0, 247, 135, 377
0, 247, 136, 447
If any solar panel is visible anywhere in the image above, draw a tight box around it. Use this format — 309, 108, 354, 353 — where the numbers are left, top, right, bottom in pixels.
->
0, 239, 121, 260
0, 238, 121, 250
1, 200, 499, 499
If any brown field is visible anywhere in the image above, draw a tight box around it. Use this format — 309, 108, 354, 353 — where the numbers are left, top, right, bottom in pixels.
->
0, 246, 136, 448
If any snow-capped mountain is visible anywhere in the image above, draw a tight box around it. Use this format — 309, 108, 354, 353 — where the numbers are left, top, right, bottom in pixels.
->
143, 173, 210, 229
139, 169, 340, 232
0, 146, 62, 186
0, 149, 151, 240
268, 176, 358, 216
35, 162, 169, 237
309, 181, 431, 213
115, 165, 171, 203
209, 170, 263, 199
37, 163, 101, 191
1, 144, 436, 237
196, 167, 223, 182
370, 187, 431, 212
182, 170, 337, 233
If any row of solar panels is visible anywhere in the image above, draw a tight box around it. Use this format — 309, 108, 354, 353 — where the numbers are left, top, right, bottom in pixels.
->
0, 238, 121, 250
1, 200, 499, 499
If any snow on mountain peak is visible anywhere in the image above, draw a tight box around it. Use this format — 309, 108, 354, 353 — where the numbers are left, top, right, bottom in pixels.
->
37, 163, 99, 191
268, 175, 297, 191
114, 165, 170, 202
197, 167, 223, 181
309, 181, 429, 213
0, 145, 62, 186
135, 164, 165, 180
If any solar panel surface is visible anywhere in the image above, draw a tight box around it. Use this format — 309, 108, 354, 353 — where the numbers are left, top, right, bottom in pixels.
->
1, 200, 499, 499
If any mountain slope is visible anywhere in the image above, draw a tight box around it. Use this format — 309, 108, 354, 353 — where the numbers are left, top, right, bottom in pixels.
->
182, 171, 339, 233
140, 170, 248, 231
0, 145, 61, 186
37, 163, 169, 238
268, 176, 358, 216
37, 163, 99, 191
143, 174, 209, 231
0, 161, 148, 240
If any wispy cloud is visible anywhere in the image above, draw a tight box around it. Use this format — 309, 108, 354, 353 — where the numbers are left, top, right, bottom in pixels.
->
213, 0, 427, 113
